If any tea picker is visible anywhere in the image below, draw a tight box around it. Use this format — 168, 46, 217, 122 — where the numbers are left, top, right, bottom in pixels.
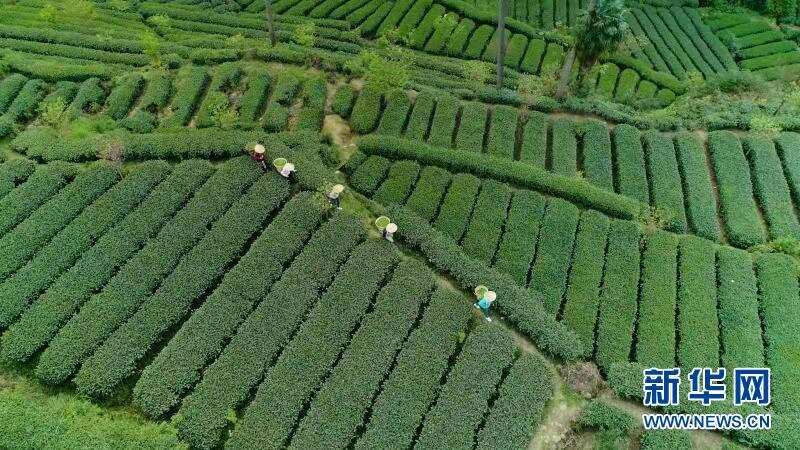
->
473, 285, 496, 322
327, 184, 345, 209
273, 158, 296, 180
251, 144, 268, 172
375, 216, 398, 242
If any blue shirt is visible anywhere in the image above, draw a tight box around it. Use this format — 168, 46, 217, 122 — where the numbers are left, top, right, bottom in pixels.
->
478, 298, 491, 309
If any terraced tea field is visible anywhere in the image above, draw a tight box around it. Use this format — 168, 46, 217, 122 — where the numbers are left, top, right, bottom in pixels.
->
345, 136, 800, 447
0, 156, 554, 449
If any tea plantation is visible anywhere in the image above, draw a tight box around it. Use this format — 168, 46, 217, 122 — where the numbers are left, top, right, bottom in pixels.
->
0, 0, 799, 448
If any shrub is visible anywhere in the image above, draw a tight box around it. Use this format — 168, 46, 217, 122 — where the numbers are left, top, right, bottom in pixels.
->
475, 353, 553, 449
486, 106, 518, 159
292, 22, 316, 47
595, 219, 641, 371
642, 131, 686, 232
350, 155, 392, 196
376, 89, 411, 135
404, 165, 451, 221
717, 247, 764, 370
105, 73, 144, 120
2, 78, 46, 130
66, 77, 105, 118
373, 160, 420, 205
350, 86, 382, 133
460, 179, 512, 263
432, 172, 481, 241
674, 133, 720, 241
464, 25, 494, 59
427, 94, 459, 148
296, 77, 326, 131
520, 39, 547, 73
707, 131, 765, 247
262, 103, 289, 132
0, 162, 168, 330
37, 97, 67, 129
641, 429, 692, 450
550, 118, 577, 176
33, 158, 261, 385
581, 120, 613, 190
611, 124, 650, 204
237, 71, 271, 128
0, 161, 212, 364
676, 236, 720, 368
520, 110, 547, 165
331, 83, 356, 118
358, 135, 646, 219
290, 260, 436, 449
0, 165, 118, 282
755, 253, 800, 413
175, 213, 366, 448
743, 135, 800, 240
224, 241, 399, 448
410, 5, 447, 49
416, 325, 516, 450
355, 288, 472, 449
0, 164, 68, 237
493, 190, 546, 284
635, 230, 678, 368
455, 102, 488, 151
529, 198, 580, 313
404, 91, 435, 141
162, 66, 208, 128
133, 193, 326, 417
775, 132, 800, 208
75, 174, 291, 398
424, 13, 458, 53
578, 400, 636, 434
390, 204, 585, 359
560, 210, 610, 356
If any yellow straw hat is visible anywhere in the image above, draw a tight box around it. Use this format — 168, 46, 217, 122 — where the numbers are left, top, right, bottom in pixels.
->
254, 144, 266, 154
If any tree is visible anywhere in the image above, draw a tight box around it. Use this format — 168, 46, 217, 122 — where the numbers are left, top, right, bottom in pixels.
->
352, 47, 413, 94
265, 0, 277, 47
767, 0, 796, 23
292, 22, 316, 47
555, 0, 627, 98
773, 81, 800, 115
140, 32, 162, 68
496, 0, 509, 88
575, 0, 627, 75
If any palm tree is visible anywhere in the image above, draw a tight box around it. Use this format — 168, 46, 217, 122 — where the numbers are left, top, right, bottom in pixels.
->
555, 0, 627, 98
574, 0, 627, 76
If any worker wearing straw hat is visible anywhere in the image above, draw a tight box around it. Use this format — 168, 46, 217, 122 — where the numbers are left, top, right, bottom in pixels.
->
474, 290, 496, 322
327, 184, 344, 209
280, 162, 295, 179
273, 158, 296, 180
383, 222, 397, 242
251, 144, 267, 172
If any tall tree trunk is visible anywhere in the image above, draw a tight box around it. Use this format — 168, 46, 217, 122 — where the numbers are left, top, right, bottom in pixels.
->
496, 0, 509, 89
555, 0, 597, 99
555, 48, 576, 99
266, 0, 277, 47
